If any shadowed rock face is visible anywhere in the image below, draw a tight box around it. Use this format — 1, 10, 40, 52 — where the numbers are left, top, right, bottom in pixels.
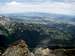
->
2, 40, 31, 56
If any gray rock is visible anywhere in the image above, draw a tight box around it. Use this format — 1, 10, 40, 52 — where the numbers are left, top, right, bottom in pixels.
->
2, 40, 31, 56
34, 47, 56, 56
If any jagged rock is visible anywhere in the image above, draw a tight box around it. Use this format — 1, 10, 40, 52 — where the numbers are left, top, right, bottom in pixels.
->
2, 40, 31, 56
0, 16, 10, 26
30, 52, 35, 56
34, 47, 56, 56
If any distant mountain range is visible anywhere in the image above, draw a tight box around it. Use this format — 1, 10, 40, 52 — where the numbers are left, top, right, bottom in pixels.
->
0, 12, 75, 25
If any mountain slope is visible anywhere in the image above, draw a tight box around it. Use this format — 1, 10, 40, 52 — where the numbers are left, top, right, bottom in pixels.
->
0, 16, 74, 48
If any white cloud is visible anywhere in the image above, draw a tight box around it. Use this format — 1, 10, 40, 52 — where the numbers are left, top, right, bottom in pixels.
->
0, 1, 74, 15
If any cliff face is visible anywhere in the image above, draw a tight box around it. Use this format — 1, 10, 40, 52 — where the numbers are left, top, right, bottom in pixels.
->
2, 40, 31, 56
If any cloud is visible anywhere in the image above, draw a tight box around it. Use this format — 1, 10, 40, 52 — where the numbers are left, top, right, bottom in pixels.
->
0, 1, 74, 15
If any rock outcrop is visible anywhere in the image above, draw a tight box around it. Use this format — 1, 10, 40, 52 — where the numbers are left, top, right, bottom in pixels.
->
0, 16, 10, 26
34, 47, 56, 56
2, 40, 31, 56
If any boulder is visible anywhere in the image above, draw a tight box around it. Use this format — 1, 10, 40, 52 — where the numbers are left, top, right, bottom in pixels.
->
2, 40, 31, 56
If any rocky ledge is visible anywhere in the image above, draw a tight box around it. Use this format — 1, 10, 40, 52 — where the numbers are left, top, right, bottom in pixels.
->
1, 40, 75, 56
2, 40, 31, 56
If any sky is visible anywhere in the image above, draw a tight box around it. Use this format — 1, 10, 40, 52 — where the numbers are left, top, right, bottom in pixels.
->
0, 0, 75, 15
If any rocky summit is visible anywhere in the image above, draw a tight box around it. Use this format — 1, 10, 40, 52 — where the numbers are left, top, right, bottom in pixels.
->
1, 40, 75, 56
2, 40, 31, 56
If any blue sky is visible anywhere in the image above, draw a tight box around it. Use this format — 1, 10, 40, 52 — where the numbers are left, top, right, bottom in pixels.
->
0, 0, 74, 15
0, 0, 74, 3
0, 0, 64, 3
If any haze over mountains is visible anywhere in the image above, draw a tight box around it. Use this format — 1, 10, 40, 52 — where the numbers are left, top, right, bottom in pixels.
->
1, 12, 74, 25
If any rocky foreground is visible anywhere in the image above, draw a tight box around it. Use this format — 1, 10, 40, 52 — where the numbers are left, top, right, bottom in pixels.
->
0, 40, 74, 56
2, 40, 30, 56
